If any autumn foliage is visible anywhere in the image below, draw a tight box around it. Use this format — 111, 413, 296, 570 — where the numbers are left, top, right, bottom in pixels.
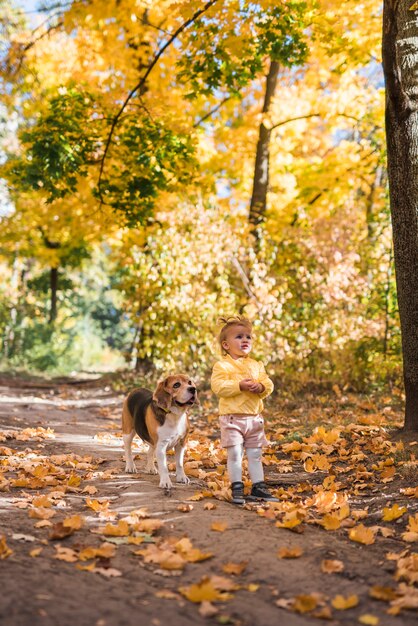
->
0, 0, 398, 395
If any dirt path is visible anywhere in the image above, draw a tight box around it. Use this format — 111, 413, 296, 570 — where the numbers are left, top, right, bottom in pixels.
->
0, 377, 416, 626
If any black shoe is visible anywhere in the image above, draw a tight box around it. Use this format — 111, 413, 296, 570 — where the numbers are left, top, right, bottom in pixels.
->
231, 481, 245, 505
248, 481, 280, 502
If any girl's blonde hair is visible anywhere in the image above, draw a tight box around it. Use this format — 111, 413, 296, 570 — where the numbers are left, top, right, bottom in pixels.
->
217, 315, 252, 352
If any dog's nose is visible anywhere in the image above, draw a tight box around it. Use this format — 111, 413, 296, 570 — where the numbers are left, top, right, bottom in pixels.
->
188, 387, 196, 394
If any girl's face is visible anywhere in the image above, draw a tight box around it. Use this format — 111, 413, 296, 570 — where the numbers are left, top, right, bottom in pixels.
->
222, 324, 252, 359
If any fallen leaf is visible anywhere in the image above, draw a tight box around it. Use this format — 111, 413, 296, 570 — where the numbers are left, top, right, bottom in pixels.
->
293, 594, 318, 613
97, 520, 130, 537
222, 561, 248, 575
95, 567, 122, 578
277, 547, 303, 559
331, 594, 359, 610
54, 545, 78, 562
49, 522, 75, 540
369, 586, 398, 602
198, 601, 219, 617
177, 504, 193, 513
358, 615, 379, 625
321, 559, 344, 574
349, 524, 376, 545
63, 514, 85, 530
0, 535, 13, 559
29, 547, 43, 557
382, 504, 407, 522
12, 533, 36, 542
179, 578, 226, 603
211, 522, 228, 532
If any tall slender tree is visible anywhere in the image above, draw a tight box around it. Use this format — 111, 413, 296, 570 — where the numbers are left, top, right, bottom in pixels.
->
383, 0, 418, 431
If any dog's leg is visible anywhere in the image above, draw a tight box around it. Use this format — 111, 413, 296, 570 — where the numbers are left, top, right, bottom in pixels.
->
123, 430, 137, 473
174, 441, 189, 484
122, 398, 137, 473
144, 444, 158, 474
155, 440, 172, 489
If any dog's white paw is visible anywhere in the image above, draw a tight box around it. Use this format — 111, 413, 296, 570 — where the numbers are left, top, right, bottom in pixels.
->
159, 475, 173, 489
176, 473, 190, 484
125, 462, 137, 473
145, 465, 158, 475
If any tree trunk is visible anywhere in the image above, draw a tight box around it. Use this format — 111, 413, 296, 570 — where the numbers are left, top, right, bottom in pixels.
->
248, 60, 280, 240
382, 0, 418, 431
49, 267, 58, 324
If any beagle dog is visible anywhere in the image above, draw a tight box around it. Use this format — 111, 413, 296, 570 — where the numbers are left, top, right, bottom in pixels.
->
122, 374, 197, 489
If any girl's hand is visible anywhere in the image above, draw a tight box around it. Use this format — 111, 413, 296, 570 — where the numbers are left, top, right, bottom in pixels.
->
239, 378, 255, 391
239, 379, 265, 394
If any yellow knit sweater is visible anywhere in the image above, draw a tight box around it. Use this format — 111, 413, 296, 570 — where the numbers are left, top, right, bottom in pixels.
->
211, 354, 274, 415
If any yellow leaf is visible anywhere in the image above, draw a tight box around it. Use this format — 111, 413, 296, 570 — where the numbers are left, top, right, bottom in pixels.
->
410, 1, 418, 11
349, 524, 376, 545
182, 548, 213, 563
321, 514, 341, 531
99, 520, 130, 536
407, 513, 418, 532
331, 594, 359, 610
76, 562, 96, 572
382, 504, 407, 522
0, 535, 13, 559
277, 547, 303, 559
78, 543, 116, 561
29, 547, 43, 558
67, 474, 81, 487
203, 502, 217, 510
358, 615, 379, 625
304, 458, 316, 473
86, 498, 109, 512
187, 492, 206, 501
32, 496, 52, 508
211, 522, 228, 532
179, 578, 226, 603
275, 510, 304, 529
293, 594, 318, 613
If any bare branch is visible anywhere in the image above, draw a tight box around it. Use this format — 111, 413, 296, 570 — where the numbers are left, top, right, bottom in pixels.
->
193, 96, 232, 128
97, 0, 219, 202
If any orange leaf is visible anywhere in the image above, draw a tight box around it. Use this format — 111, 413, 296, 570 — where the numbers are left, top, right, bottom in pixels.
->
222, 561, 248, 575
63, 514, 84, 530
321, 559, 344, 573
211, 522, 228, 532
277, 547, 303, 559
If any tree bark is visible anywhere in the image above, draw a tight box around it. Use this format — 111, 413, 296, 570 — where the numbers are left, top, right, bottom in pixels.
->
383, 0, 418, 430
249, 60, 280, 240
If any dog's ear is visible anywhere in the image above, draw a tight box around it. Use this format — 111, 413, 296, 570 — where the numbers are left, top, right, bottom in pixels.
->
153, 379, 172, 411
